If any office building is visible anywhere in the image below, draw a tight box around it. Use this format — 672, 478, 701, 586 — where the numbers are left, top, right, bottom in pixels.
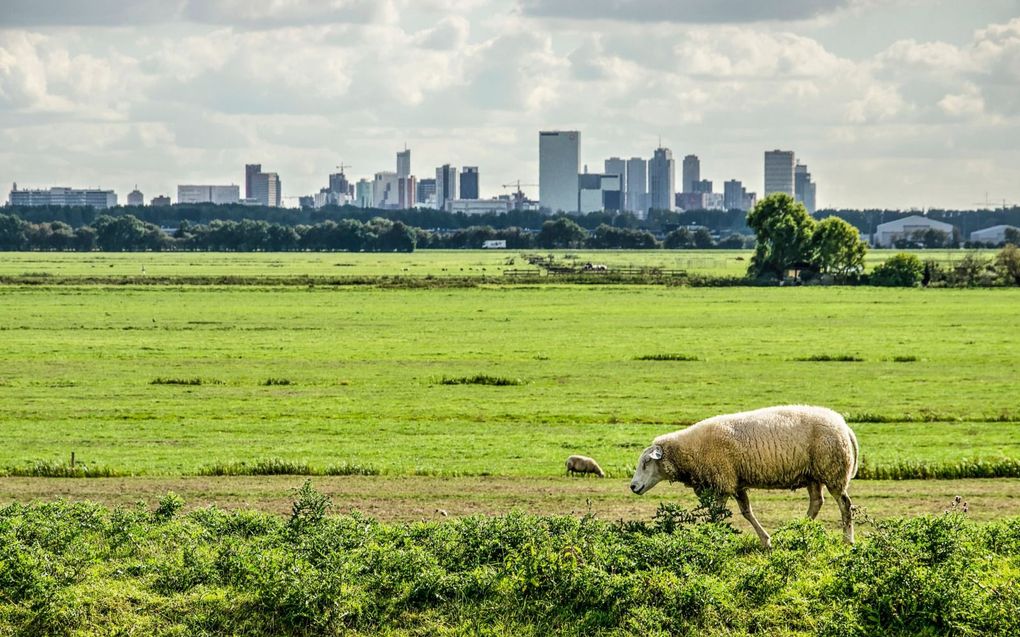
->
648, 147, 675, 211
578, 174, 622, 213
416, 178, 436, 205
9, 185, 118, 209
447, 199, 512, 215
604, 157, 627, 202
436, 164, 458, 210
625, 157, 647, 215
151, 195, 171, 207
795, 163, 817, 214
676, 192, 723, 211
693, 179, 713, 194
682, 155, 700, 194
298, 195, 314, 208
126, 187, 144, 206
764, 150, 795, 196
539, 130, 580, 213
245, 164, 261, 199
177, 184, 239, 204
373, 172, 400, 209
355, 179, 373, 208
398, 176, 416, 209
724, 179, 748, 211
251, 171, 281, 207
328, 172, 351, 197
459, 166, 479, 200
396, 149, 411, 179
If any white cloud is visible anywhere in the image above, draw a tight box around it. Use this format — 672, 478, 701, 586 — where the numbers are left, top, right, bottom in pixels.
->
938, 84, 986, 118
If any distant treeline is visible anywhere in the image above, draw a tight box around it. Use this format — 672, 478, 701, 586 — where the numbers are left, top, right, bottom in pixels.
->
4, 203, 1020, 237
0, 213, 750, 252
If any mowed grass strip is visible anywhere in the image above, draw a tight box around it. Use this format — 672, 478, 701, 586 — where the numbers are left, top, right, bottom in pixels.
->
0, 284, 1017, 476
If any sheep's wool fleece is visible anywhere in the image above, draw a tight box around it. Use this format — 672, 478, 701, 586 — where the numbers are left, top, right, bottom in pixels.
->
655, 405, 858, 494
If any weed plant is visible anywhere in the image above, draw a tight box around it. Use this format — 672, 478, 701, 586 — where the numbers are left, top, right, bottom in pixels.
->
0, 488, 1016, 635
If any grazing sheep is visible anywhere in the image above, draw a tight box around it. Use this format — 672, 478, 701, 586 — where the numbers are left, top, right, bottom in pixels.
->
566, 455, 606, 478
630, 405, 858, 548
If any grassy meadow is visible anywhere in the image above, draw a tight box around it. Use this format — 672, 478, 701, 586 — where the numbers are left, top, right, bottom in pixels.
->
0, 248, 998, 280
0, 268, 1017, 478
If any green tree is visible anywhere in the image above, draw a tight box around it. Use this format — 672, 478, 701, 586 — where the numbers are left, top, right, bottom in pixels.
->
812, 216, 868, 282
996, 244, 1020, 286
746, 193, 816, 279
0, 213, 28, 250
693, 227, 715, 248
536, 218, 587, 249
93, 215, 149, 251
1005, 227, 1020, 245
870, 253, 924, 287
662, 227, 694, 249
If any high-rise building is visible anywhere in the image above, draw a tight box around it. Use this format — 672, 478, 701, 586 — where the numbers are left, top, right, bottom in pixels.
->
245, 164, 261, 199
9, 185, 118, 209
355, 179, 373, 208
436, 164, 458, 210
177, 184, 239, 204
396, 149, 411, 179
328, 172, 351, 197
127, 187, 144, 206
398, 176, 416, 209
417, 178, 437, 205
625, 157, 647, 215
648, 147, 676, 211
252, 172, 281, 207
723, 180, 744, 210
373, 172, 399, 209
459, 166, 479, 200
795, 163, 817, 214
604, 157, 627, 203
151, 195, 171, 206
764, 150, 795, 196
578, 174, 622, 213
539, 130, 580, 213
682, 155, 700, 194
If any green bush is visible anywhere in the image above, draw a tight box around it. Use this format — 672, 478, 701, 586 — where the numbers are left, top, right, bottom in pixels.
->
870, 253, 925, 287
0, 499, 1018, 635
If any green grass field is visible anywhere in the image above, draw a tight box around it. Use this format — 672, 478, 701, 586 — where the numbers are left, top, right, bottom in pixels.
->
0, 248, 997, 279
0, 267, 1017, 478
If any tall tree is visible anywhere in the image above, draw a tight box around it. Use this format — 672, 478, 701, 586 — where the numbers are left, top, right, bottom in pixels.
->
812, 216, 868, 282
746, 193, 816, 279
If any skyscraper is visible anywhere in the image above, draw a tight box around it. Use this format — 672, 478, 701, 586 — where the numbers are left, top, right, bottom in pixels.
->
328, 172, 351, 196
436, 164, 458, 210
355, 179, 373, 208
373, 172, 399, 209
625, 157, 647, 215
724, 179, 744, 210
417, 178, 437, 205
682, 155, 700, 194
539, 131, 580, 213
764, 150, 796, 196
648, 147, 676, 211
252, 172, 281, 207
460, 166, 479, 199
795, 163, 817, 214
397, 149, 411, 179
604, 157, 626, 204
245, 164, 261, 199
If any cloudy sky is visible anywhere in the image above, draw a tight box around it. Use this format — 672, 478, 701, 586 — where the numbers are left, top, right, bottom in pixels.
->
1, 0, 1018, 210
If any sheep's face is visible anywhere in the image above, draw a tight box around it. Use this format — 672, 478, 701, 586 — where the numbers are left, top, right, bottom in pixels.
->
630, 445, 666, 495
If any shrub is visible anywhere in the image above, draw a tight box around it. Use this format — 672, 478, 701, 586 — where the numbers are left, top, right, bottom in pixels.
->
795, 354, 864, 362
634, 353, 701, 361
995, 244, 1020, 286
870, 253, 924, 287
150, 377, 204, 386
438, 374, 524, 386
263, 378, 292, 386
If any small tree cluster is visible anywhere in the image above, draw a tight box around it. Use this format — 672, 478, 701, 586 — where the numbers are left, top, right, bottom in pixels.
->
746, 193, 868, 282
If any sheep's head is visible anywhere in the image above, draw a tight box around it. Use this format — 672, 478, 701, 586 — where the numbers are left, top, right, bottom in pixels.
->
630, 445, 666, 495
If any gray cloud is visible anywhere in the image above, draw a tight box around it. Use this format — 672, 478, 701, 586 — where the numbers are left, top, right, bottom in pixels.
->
518, 0, 853, 24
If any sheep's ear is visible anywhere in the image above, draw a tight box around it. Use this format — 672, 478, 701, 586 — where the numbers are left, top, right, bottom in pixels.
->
649, 446, 663, 460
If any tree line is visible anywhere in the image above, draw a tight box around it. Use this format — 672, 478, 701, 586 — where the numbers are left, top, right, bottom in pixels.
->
0, 213, 755, 252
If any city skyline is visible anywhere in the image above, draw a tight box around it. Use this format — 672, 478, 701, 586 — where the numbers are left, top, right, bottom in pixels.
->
1, 1, 1019, 210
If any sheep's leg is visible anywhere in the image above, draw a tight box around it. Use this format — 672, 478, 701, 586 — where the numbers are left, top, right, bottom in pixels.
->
806, 482, 824, 520
735, 490, 771, 549
827, 485, 854, 544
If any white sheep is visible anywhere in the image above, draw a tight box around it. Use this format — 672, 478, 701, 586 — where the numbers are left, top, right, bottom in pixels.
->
630, 405, 859, 548
566, 455, 606, 478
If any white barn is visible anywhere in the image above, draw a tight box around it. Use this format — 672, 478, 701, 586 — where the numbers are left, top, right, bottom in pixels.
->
873, 215, 956, 247
969, 225, 1019, 245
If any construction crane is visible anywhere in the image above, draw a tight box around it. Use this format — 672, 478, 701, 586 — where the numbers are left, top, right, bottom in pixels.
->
501, 180, 538, 209
972, 195, 1015, 211
335, 162, 352, 174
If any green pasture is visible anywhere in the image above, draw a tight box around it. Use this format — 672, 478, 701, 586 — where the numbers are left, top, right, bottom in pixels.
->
0, 281, 1017, 476
0, 248, 997, 279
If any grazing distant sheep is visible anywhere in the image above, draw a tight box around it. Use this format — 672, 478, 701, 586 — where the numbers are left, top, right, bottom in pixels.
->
566, 455, 606, 478
630, 405, 859, 548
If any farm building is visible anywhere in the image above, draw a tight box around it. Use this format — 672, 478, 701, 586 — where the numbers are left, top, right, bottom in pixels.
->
872, 215, 956, 247
969, 225, 1019, 245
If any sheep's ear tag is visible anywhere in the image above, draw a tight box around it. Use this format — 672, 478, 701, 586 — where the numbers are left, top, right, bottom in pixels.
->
649, 446, 663, 460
